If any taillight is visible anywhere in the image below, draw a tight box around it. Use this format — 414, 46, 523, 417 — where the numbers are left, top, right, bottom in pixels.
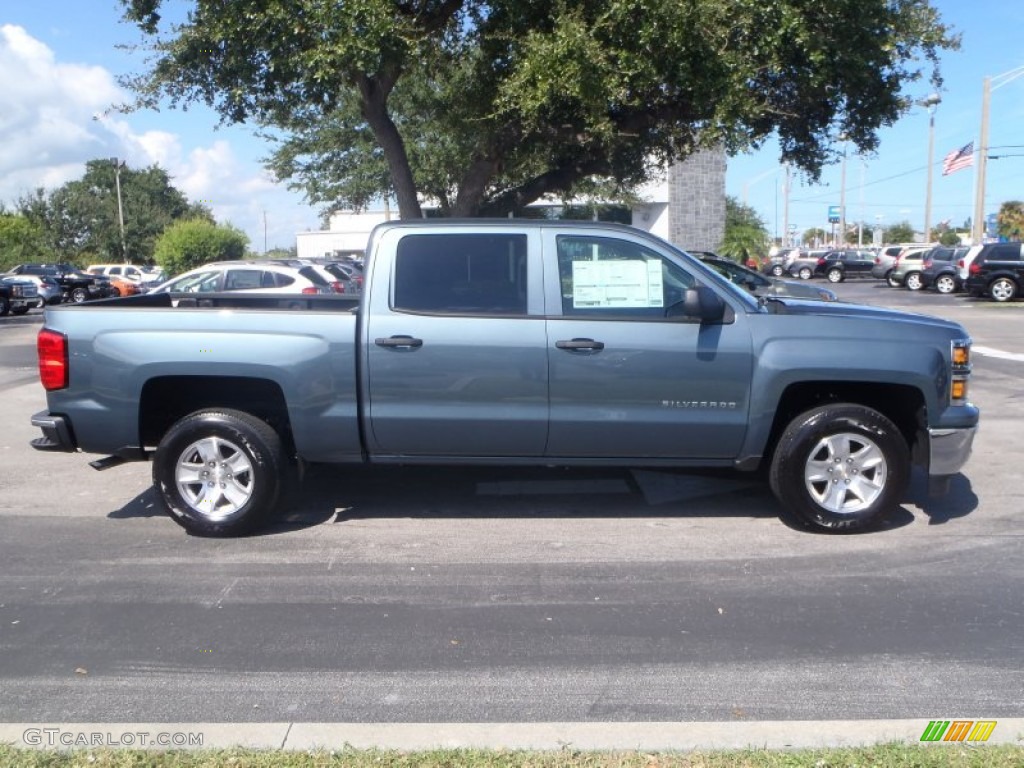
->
957, 259, 964, 268
893, 256, 901, 265
969, 263, 982, 275
331, 281, 344, 294
301, 287, 318, 295
38, 329, 68, 391
874, 257, 881, 264
923, 260, 933, 268
817, 258, 826, 265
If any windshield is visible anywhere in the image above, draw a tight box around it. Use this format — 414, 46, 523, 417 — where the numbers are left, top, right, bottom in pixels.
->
663, 245, 761, 311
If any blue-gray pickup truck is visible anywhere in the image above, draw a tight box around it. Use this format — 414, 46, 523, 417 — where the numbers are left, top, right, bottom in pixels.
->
31, 220, 978, 536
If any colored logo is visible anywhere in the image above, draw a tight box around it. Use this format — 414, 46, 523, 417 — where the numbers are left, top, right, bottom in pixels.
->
920, 720, 996, 742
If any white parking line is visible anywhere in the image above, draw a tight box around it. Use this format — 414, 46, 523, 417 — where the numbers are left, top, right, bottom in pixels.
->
973, 345, 1024, 363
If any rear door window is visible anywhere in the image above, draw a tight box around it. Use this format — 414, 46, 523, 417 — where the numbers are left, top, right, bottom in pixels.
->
393, 233, 529, 315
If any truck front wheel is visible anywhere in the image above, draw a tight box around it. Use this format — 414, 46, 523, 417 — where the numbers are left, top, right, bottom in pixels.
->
769, 404, 909, 532
153, 409, 287, 536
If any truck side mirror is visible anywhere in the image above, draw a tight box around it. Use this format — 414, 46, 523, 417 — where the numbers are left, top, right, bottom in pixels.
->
671, 286, 725, 322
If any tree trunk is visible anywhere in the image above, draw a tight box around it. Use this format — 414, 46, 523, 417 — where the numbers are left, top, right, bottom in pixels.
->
357, 75, 422, 219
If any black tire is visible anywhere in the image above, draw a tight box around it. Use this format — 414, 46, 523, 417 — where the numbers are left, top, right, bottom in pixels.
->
153, 408, 288, 536
934, 275, 956, 294
905, 272, 923, 291
769, 403, 909, 532
70, 287, 88, 303
989, 277, 1017, 303
886, 271, 900, 288
798, 266, 813, 280
0, 297, 9, 317
826, 268, 843, 283
771, 265, 786, 277
11, 306, 29, 315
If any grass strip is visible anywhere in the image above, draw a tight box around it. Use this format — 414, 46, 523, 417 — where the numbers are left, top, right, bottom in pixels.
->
1, 745, 1023, 768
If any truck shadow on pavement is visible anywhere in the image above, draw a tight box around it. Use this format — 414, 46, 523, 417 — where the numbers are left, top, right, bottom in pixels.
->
106, 464, 979, 535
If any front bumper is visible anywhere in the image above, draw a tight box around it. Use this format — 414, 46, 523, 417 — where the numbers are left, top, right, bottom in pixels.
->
928, 425, 977, 476
30, 411, 77, 453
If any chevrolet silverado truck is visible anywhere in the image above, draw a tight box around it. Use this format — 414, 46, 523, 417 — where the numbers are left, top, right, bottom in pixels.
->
30, 220, 978, 536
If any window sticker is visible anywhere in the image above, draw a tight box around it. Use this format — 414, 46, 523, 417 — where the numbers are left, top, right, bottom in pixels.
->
571, 260, 663, 308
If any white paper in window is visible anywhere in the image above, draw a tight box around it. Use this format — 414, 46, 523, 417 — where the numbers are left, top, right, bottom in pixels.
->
572, 260, 663, 308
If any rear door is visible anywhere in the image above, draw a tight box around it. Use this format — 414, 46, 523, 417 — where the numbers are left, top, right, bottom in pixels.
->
365, 227, 549, 457
542, 228, 754, 460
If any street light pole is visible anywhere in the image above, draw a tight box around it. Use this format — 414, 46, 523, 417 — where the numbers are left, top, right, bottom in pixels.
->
111, 157, 128, 263
921, 93, 941, 244
838, 139, 847, 247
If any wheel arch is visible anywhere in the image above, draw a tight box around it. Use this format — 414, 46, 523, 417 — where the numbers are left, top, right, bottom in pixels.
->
760, 381, 924, 470
139, 376, 294, 456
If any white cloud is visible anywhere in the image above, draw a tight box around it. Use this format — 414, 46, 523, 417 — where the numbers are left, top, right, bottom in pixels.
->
0, 24, 316, 248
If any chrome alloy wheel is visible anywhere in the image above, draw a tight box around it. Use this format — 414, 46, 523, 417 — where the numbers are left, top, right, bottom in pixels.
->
804, 432, 887, 514
175, 437, 255, 520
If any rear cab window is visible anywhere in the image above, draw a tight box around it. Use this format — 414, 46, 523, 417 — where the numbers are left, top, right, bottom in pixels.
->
392, 233, 529, 315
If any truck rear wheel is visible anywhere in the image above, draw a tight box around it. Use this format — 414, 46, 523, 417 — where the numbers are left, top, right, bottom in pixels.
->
769, 404, 909, 532
153, 409, 287, 537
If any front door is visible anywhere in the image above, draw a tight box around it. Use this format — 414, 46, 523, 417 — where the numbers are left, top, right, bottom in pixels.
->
543, 231, 753, 460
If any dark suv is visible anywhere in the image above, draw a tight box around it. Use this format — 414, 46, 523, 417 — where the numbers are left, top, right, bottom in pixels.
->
812, 249, 877, 282
7, 263, 113, 303
963, 242, 1024, 302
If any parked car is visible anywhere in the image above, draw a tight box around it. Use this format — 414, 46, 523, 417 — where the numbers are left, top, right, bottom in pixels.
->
3, 273, 62, 305
871, 243, 933, 281
150, 261, 339, 297
886, 248, 932, 288
0, 276, 41, 316
7, 263, 112, 303
107, 276, 142, 297
963, 241, 1024, 301
762, 248, 803, 277
812, 249, 877, 282
787, 249, 831, 280
694, 252, 838, 302
322, 261, 364, 294
87, 264, 150, 283
919, 246, 969, 294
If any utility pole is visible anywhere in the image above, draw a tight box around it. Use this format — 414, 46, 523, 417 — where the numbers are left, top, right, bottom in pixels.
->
972, 65, 1024, 244
782, 164, 790, 248
111, 158, 128, 263
838, 136, 848, 247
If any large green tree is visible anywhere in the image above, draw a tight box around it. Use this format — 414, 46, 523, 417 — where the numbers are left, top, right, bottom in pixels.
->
0, 211, 49, 271
153, 219, 249, 275
121, 0, 957, 218
18, 160, 211, 265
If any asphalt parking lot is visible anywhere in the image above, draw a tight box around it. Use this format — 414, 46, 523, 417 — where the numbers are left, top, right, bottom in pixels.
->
0, 281, 1021, 731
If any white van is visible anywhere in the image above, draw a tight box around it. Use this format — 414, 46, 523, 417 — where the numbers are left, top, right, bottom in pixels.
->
87, 264, 148, 282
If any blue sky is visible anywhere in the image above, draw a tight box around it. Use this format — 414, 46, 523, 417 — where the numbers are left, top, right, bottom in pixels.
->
2, 1, 1022, 250
726, 0, 1024, 244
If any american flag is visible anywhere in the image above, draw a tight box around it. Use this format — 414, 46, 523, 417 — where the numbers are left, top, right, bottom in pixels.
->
942, 142, 974, 176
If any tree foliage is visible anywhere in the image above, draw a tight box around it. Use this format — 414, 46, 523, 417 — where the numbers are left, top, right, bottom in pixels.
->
720, 197, 769, 263
17, 160, 211, 265
997, 201, 1024, 241
884, 221, 916, 244
120, 0, 958, 219
0, 212, 49, 272
153, 219, 249, 275
802, 227, 827, 247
